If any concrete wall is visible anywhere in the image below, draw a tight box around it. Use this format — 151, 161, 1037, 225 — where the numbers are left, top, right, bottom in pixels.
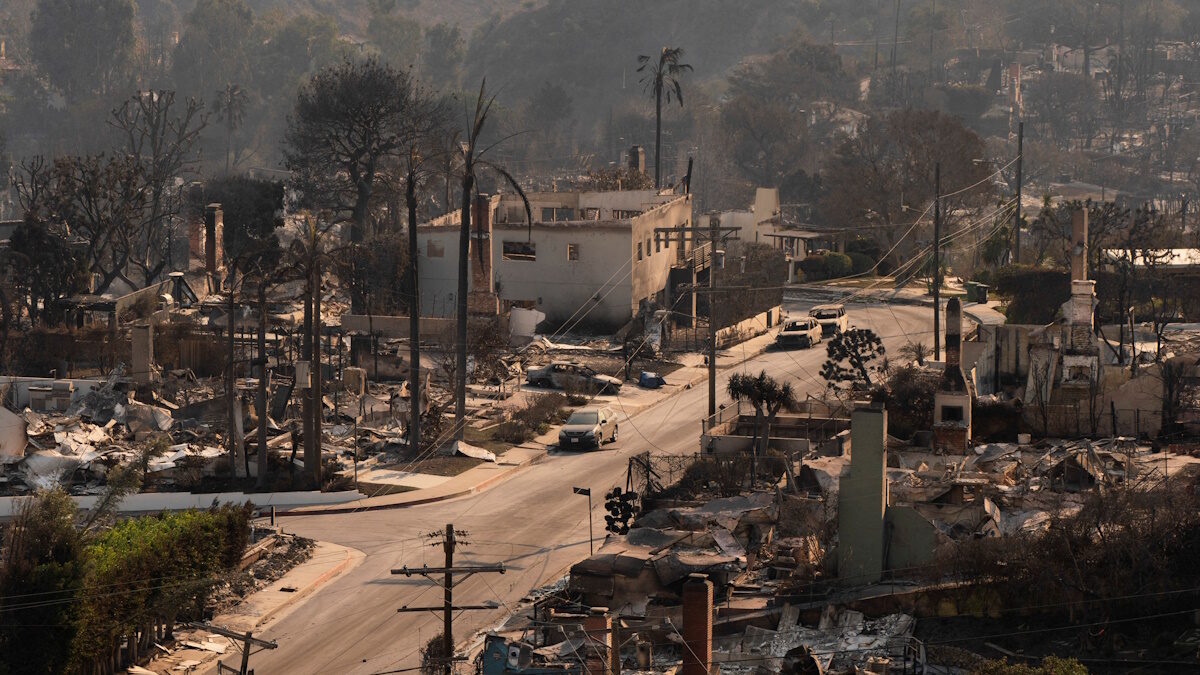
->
0, 488, 365, 518
884, 506, 939, 571
493, 222, 635, 329
837, 406, 888, 585
417, 192, 691, 331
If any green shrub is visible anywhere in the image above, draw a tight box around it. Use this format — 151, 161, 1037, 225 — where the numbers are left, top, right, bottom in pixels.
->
798, 255, 828, 282
847, 251, 875, 275
823, 252, 853, 279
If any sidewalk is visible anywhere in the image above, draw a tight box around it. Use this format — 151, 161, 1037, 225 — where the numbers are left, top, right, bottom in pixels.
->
140, 540, 363, 674
280, 329, 781, 516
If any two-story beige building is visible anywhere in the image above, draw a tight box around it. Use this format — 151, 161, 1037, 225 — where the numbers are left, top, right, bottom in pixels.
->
416, 189, 692, 331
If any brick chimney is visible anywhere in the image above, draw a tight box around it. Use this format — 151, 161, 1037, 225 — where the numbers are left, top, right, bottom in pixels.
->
681, 574, 713, 675
1064, 206, 1097, 352
204, 203, 224, 275
941, 297, 966, 392
934, 297, 972, 453
582, 607, 612, 675
628, 145, 646, 175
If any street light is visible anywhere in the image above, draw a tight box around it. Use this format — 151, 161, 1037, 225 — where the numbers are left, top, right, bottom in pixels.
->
572, 486, 594, 555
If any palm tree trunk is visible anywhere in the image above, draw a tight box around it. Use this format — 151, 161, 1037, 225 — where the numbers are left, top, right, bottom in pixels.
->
454, 172, 475, 441
654, 83, 663, 188
407, 170, 422, 454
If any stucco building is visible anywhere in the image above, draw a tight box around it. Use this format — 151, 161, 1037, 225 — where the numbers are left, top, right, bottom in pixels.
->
416, 189, 693, 331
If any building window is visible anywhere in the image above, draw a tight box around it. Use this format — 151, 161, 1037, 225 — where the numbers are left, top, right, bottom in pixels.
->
540, 207, 555, 222
646, 238, 652, 256
655, 235, 661, 253
637, 242, 643, 261
614, 209, 642, 219
502, 241, 537, 261
555, 207, 575, 221
567, 243, 580, 261
427, 240, 444, 258
583, 208, 600, 220
941, 405, 964, 422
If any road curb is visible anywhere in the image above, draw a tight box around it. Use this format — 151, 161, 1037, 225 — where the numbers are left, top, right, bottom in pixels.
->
256, 543, 364, 627
275, 450, 546, 516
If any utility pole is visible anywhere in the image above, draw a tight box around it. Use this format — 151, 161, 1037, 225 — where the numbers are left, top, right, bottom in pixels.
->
707, 214, 718, 418
394, 524, 506, 675
933, 162, 942, 362
1014, 120, 1024, 264
185, 622, 276, 675
256, 280, 268, 490
312, 256, 323, 484
655, 217, 745, 418
227, 268, 240, 477
302, 261, 314, 484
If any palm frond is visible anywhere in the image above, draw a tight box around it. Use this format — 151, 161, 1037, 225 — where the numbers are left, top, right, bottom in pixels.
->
482, 160, 533, 241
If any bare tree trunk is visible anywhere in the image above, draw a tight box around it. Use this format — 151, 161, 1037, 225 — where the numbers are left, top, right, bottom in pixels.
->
311, 257, 323, 484
654, 85, 663, 188
454, 172, 475, 441
302, 265, 315, 482
407, 171, 422, 454
256, 282, 269, 490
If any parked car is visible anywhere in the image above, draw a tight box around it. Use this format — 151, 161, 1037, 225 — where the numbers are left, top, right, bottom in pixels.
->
526, 361, 623, 394
775, 317, 823, 349
558, 407, 618, 449
809, 304, 848, 336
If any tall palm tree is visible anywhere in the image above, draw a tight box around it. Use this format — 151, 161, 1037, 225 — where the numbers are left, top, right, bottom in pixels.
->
452, 80, 531, 440
214, 83, 247, 174
637, 47, 692, 188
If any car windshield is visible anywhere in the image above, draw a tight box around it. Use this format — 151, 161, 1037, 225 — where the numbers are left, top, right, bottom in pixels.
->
567, 412, 599, 425
813, 309, 840, 319
783, 321, 804, 330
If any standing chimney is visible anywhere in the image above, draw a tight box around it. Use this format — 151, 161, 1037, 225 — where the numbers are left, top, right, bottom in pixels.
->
681, 574, 713, 675
628, 145, 646, 175
942, 297, 965, 389
1070, 207, 1088, 282
204, 203, 224, 275
582, 607, 612, 675
934, 298, 972, 453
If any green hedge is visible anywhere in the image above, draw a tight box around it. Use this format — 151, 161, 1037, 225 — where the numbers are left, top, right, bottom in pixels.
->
991, 265, 1071, 324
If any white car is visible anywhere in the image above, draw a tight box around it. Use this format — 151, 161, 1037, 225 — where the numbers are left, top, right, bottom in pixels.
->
810, 304, 848, 337
775, 317, 822, 349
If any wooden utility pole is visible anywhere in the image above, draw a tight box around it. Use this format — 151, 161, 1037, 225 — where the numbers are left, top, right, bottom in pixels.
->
933, 162, 942, 362
312, 257, 323, 484
1014, 120, 1024, 264
227, 269, 240, 477
394, 524, 506, 675
654, 217, 742, 418
302, 264, 314, 483
185, 622, 276, 675
256, 280, 269, 490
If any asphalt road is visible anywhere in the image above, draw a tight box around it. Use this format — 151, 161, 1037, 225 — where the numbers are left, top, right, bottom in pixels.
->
248, 301, 933, 675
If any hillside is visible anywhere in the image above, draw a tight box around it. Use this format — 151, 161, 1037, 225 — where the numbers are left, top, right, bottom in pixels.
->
462, 0, 812, 122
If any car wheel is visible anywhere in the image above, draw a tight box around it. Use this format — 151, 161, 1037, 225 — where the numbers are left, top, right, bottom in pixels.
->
535, 378, 551, 388
611, 425, 618, 443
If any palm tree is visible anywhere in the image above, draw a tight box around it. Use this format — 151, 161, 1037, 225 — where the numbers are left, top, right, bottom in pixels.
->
452, 80, 531, 440
727, 370, 796, 482
214, 83, 247, 174
637, 47, 692, 188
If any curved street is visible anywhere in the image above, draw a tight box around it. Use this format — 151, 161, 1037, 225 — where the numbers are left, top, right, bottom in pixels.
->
250, 301, 934, 675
